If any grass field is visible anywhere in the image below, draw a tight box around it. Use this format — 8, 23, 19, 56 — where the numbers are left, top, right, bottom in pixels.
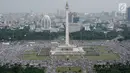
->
84, 46, 120, 60
56, 67, 82, 73
86, 53, 119, 60
53, 55, 84, 60
23, 50, 50, 60
22, 45, 120, 60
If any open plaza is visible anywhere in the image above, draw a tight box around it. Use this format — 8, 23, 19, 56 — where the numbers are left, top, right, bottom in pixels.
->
0, 39, 129, 73
0, 2, 130, 73
22, 44, 119, 61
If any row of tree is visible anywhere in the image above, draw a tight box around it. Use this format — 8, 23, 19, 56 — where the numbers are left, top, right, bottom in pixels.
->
0, 63, 45, 73
0, 27, 61, 41
70, 30, 118, 40
94, 61, 130, 73
0, 26, 130, 41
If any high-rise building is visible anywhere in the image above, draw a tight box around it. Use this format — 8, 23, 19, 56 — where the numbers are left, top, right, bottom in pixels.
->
0, 14, 4, 23
68, 12, 79, 23
127, 7, 130, 21
73, 16, 79, 23
68, 12, 73, 23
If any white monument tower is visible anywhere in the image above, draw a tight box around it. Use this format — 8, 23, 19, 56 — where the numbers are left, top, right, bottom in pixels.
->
50, 2, 85, 55
65, 2, 69, 46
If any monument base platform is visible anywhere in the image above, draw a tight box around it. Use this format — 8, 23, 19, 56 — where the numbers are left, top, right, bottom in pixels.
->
50, 44, 86, 55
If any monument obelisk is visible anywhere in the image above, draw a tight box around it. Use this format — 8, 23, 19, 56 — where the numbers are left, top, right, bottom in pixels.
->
65, 2, 69, 46
50, 2, 85, 55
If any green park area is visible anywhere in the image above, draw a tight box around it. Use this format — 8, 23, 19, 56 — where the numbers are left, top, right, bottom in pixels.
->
86, 53, 119, 60
53, 55, 84, 60
22, 45, 119, 61
56, 67, 83, 73
84, 46, 120, 60
23, 50, 50, 60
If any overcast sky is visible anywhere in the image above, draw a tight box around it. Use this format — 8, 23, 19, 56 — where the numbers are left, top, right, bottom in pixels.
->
0, 0, 130, 13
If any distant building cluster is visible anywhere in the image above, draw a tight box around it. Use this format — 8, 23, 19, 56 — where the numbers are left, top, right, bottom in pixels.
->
0, 6, 130, 33
68, 12, 79, 23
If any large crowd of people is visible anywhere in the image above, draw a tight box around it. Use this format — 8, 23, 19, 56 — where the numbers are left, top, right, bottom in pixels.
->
0, 40, 130, 73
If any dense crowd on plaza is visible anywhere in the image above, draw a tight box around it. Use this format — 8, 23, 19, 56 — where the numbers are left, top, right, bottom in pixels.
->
0, 40, 130, 73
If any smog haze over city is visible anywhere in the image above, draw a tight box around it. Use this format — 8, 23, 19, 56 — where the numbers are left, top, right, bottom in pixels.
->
0, 0, 130, 13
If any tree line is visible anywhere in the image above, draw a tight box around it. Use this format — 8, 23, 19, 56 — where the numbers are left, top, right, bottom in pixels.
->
0, 26, 130, 41
94, 61, 130, 73
0, 63, 45, 73
70, 30, 118, 40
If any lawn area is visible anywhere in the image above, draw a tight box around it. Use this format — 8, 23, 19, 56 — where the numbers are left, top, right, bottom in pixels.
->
99, 48, 108, 53
86, 53, 120, 60
23, 50, 50, 60
84, 45, 120, 60
56, 67, 82, 73
23, 50, 82, 60
52, 55, 84, 61
84, 45, 108, 51
90, 45, 108, 49
22, 45, 120, 61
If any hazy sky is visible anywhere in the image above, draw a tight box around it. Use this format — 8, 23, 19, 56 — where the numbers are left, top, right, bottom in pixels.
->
0, 0, 130, 13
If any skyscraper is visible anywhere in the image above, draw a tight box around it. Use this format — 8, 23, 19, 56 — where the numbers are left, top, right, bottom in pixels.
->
68, 12, 73, 23
69, 12, 79, 23
73, 12, 79, 23
127, 7, 130, 21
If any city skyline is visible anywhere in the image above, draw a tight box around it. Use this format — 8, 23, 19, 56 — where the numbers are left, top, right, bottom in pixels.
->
0, 0, 130, 13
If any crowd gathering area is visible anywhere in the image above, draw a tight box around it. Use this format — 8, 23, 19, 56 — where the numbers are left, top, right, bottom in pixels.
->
0, 40, 130, 73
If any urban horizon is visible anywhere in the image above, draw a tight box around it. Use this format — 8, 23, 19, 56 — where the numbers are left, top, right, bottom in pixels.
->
0, 0, 130, 13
